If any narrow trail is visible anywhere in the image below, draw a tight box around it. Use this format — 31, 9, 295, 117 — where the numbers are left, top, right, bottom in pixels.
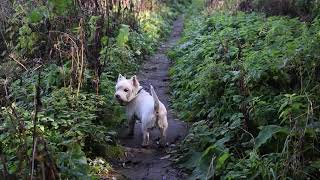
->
114, 16, 188, 180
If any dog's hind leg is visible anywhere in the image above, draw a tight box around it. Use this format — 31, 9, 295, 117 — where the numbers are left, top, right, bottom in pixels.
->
159, 127, 167, 146
157, 115, 168, 146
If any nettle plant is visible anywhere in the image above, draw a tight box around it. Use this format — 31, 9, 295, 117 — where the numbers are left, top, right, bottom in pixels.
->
0, 65, 123, 178
170, 11, 320, 179
0, 0, 179, 178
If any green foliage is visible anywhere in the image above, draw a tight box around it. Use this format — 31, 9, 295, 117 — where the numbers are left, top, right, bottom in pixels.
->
0, 0, 181, 178
0, 68, 122, 177
138, 6, 176, 48
252, 0, 320, 19
170, 8, 320, 179
88, 157, 112, 177
48, 0, 74, 15
254, 125, 288, 149
57, 143, 91, 178
28, 9, 44, 23
16, 25, 38, 54
99, 6, 176, 77
116, 24, 130, 47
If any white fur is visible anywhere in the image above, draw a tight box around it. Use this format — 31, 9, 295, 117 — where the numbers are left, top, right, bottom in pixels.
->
115, 74, 168, 146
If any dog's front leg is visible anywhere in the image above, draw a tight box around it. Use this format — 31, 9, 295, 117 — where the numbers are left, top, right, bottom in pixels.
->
127, 116, 136, 137
141, 122, 150, 147
142, 130, 150, 147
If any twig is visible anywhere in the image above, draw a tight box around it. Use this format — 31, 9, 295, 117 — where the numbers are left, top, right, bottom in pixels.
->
239, 127, 256, 148
206, 155, 216, 179
40, 160, 45, 180
77, 18, 85, 96
32, 65, 43, 72
31, 70, 41, 179
9, 54, 28, 71
31, 137, 38, 180
49, 30, 77, 46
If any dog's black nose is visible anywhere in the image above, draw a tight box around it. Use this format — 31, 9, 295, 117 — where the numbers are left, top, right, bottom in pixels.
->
115, 94, 120, 99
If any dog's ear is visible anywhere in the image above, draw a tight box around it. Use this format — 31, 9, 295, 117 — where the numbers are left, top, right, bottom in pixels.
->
131, 75, 139, 87
118, 74, 125, 82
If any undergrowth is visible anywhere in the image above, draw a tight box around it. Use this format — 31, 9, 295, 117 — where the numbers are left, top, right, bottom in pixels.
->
169, 1, 320, 179
0, 0, 190, 178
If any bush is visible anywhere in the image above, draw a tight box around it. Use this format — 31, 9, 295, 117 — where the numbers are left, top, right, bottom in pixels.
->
0, 0, 179, 178
170, 10, 320, 179
250, 0, 320, 20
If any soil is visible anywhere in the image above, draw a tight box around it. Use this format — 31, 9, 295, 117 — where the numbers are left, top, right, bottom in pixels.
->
111, 16, 189, 180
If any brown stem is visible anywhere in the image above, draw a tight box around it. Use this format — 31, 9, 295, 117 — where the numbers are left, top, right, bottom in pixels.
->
0, 155, 9, 178
31, 137, 38, 179
31, 70, 41, 179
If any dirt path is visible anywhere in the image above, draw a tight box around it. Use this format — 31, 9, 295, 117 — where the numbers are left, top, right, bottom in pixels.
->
114, 16, 188, 180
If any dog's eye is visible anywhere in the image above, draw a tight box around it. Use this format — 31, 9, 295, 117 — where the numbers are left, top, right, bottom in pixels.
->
124, 88, 129, 92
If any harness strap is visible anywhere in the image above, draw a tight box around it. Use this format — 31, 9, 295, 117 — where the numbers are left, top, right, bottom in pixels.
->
137, 87, 143, 95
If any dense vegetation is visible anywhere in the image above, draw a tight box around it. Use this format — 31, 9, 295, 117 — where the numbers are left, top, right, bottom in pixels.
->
0, 0, 189, 178
169, 0, 320, 179
2, 0, 320, 179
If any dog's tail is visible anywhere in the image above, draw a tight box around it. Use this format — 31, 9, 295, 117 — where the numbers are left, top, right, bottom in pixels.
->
150, 84, 160, 113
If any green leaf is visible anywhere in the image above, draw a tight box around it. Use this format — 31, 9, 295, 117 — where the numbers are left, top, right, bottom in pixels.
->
254, 125, 288, 149
116, 25, 130, 47
38, 125, 45, 132
28, 10, 43, 23
310, 160, 320, 169
216, 152, 230, 170
180, 151, 202, 169
101, 36, 109, 46
49, 0, 73, 14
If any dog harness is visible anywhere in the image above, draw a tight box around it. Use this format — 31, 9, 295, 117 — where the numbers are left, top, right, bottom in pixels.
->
137, 87, 143, 95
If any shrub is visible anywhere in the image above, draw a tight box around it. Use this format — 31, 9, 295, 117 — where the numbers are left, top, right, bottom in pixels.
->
170, 10, 320, 179
0, 0, 179, 178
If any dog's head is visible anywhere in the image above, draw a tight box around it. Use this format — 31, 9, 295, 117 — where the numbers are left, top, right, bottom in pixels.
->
114, 74, 140, 106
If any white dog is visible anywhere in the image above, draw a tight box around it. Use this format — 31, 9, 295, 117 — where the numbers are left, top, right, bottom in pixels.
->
114, 74, 168, 147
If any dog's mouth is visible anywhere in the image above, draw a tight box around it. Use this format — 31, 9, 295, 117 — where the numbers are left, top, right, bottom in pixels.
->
119, 101, 126, 106
116, 98, 127, 106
